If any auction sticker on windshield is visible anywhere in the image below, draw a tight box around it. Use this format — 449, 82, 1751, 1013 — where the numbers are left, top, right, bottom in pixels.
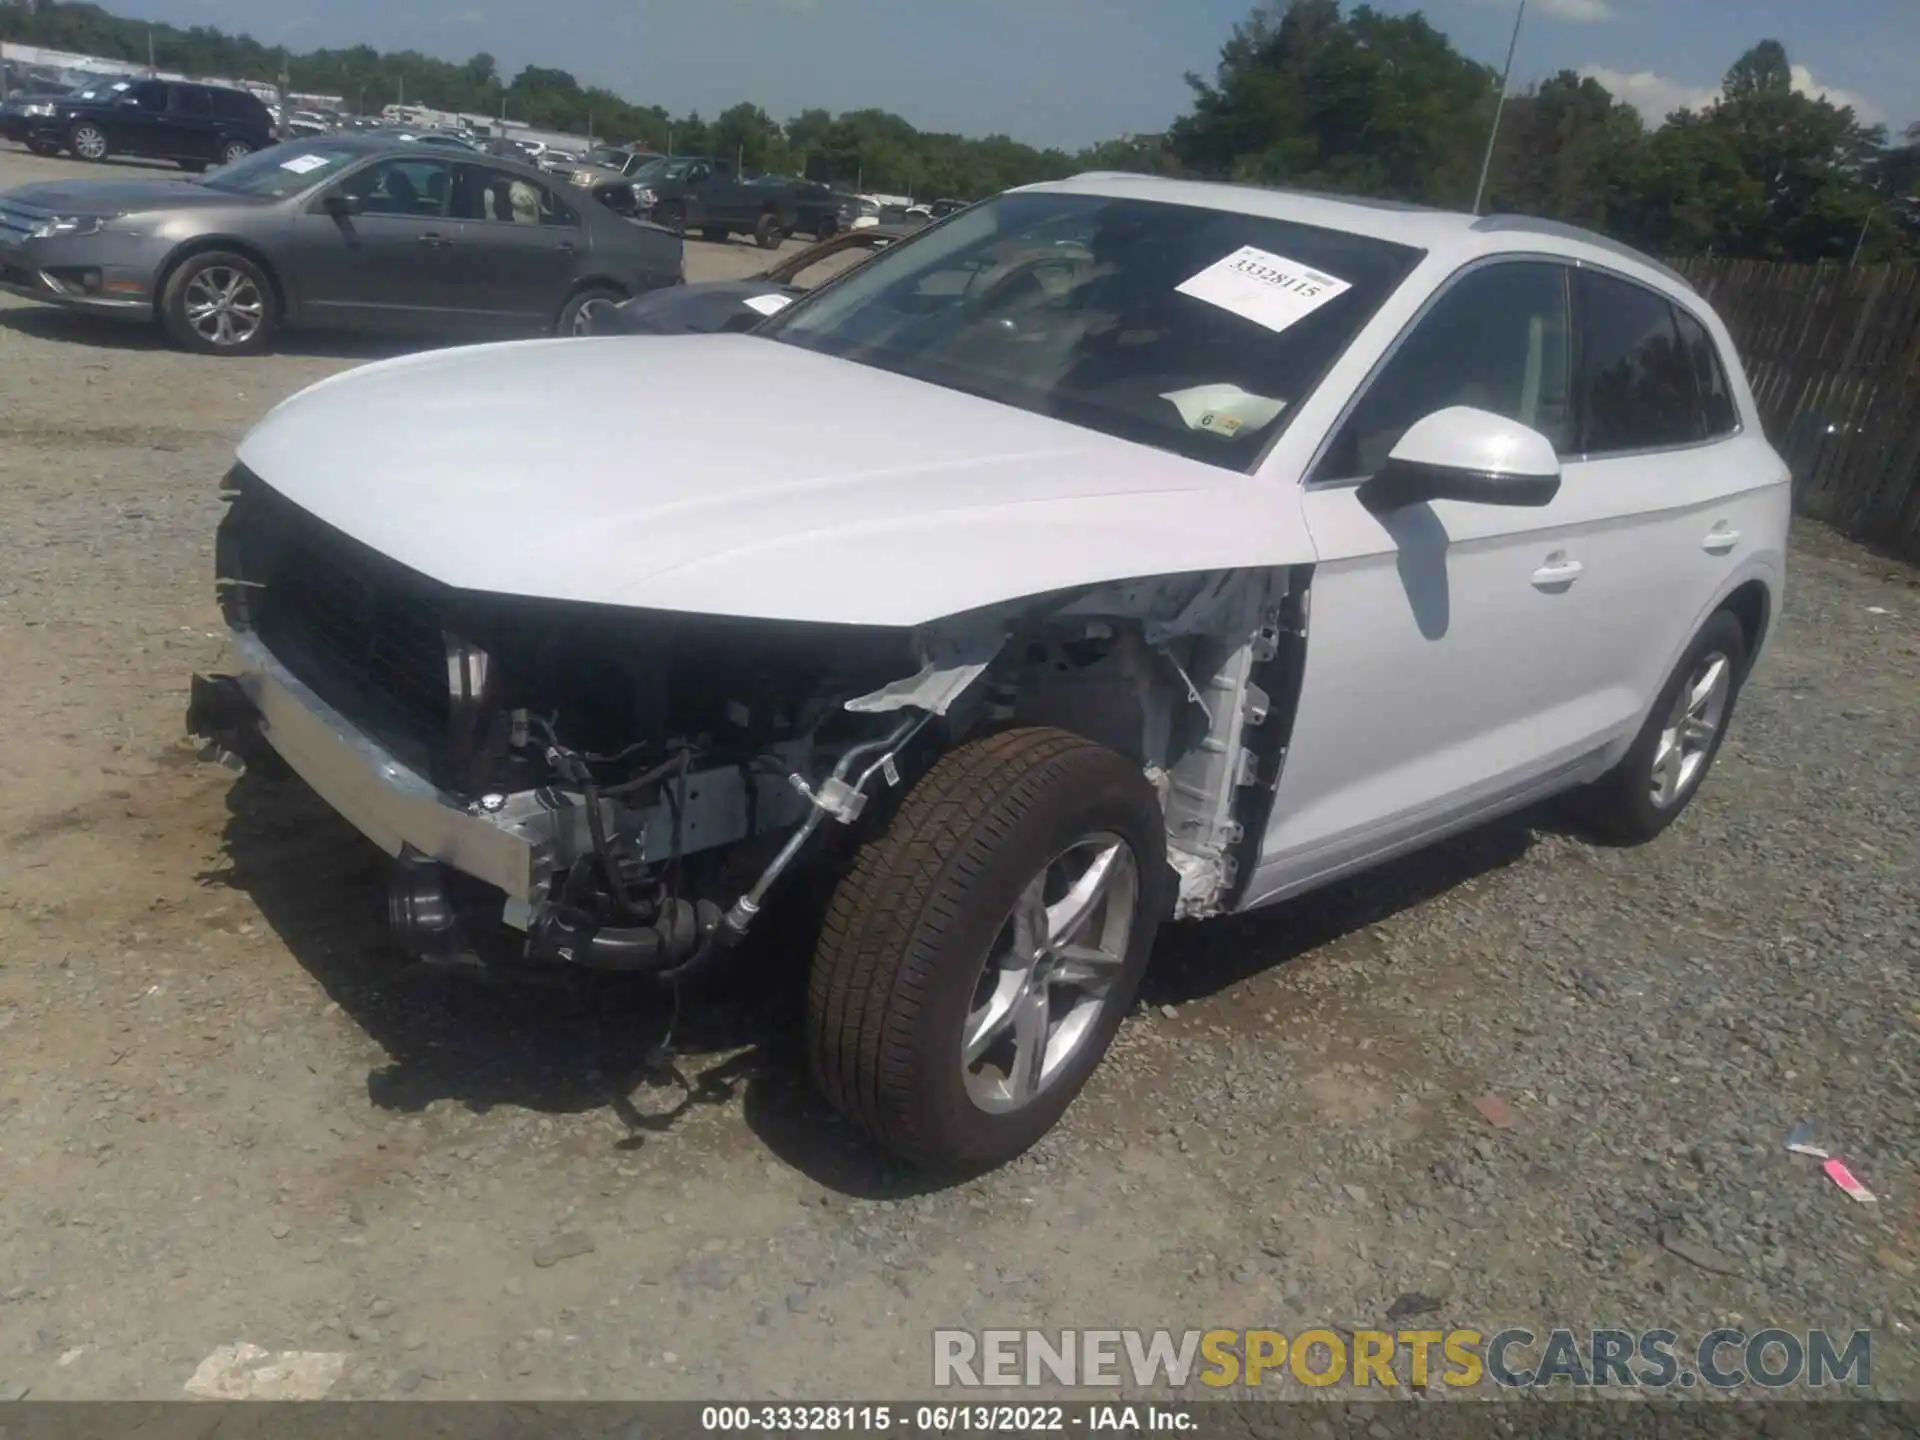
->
278, 154, 331, 174
742, 294, 794, 317
1176, 246, 1352, 333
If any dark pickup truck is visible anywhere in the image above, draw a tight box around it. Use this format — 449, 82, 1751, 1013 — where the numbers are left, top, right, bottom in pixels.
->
637, 156, 798, 249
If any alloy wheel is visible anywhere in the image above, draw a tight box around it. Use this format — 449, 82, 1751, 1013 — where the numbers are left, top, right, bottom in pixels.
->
962, 832, 1139, 1114
182, 266, 266, 349
1649, 650, 1731, 808
220, 141, 252, 165
570, 298, 615, 335
72, 125, 106, 160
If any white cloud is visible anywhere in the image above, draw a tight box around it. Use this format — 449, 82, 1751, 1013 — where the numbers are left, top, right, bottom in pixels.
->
1579, 66, 1717, 122
1473, 0, 1616, 22
1535, 0, 1617, 22
1580, 63, 1883, 125
1788, 65, 1878, 121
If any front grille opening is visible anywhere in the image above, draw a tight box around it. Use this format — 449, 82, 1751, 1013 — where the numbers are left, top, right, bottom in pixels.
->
226, 479, 455, 765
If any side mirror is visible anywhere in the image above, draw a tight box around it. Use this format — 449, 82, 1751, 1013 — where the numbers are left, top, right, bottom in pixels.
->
1356, 406, 1562, 515
322, 192, 362, 218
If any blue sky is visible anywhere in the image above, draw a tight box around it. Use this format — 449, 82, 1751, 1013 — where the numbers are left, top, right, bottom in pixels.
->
101, 0, 1920, 148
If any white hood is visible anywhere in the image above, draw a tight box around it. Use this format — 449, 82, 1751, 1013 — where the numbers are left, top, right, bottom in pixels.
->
235, 334, 1312, 627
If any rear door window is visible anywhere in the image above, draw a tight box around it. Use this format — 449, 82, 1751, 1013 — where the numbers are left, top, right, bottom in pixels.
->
1574, 270, 1702, 454
465, 165, 578, 227
172, 86, 213, 118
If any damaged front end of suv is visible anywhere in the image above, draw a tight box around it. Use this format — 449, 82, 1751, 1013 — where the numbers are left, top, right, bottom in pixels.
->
191, 465, 965, 979
192, 463, 1305, 972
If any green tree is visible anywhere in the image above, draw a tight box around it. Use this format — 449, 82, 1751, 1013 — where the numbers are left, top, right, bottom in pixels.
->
1171, 0, 1494, 206
1484, 71, 1644, 230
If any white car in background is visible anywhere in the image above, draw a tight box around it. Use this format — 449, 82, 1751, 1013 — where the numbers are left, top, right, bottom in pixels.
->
194, 174, 1788, 1172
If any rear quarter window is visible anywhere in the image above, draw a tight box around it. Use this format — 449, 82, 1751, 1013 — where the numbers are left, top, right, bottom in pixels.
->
1674, 307, 1740, 438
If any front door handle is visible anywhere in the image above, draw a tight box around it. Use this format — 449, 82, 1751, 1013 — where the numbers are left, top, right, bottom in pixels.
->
417, 232, 453, 248
1702, 526, 1741, 555
556, 241, 577, 255
1530, 556, 1584, 589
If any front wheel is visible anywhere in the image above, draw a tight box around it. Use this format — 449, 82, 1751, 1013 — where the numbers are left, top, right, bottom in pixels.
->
814, 218, 838, 242
807, 728, 1167, 1170
1571, 608, 1749, 844
653, 202, 686, 237
159, 250, 279, 356
68, 123, 108, 162
753, 212, 782, 250
217, 139, 253, 166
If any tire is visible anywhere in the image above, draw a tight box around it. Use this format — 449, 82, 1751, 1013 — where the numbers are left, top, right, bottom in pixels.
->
700, 226, 729, 243
1571, 608, 1749, 845
753, 212, 782, 250
555, 285, 624, 337
654, 202, 686, 237
159, 250, 280, 356
26, 140, 59, 157
807, 727, 1167, 1170
814, 218, 838, 242
218, 138, 253, 166
68, 122, 108, 162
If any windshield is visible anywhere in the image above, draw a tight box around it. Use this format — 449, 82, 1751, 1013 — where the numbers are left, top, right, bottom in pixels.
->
584, 148, 629, 168
767, 191, 1423, 472
200, 143, 361, 197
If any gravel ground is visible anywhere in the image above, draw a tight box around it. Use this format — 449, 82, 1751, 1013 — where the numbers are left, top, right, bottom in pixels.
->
1, 143, 1917, 1404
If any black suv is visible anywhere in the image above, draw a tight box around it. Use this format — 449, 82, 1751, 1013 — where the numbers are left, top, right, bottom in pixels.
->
26, 78, 275, 171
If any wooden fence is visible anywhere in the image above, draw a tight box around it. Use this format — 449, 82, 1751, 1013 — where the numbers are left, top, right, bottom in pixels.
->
1670, 258, 1920, 563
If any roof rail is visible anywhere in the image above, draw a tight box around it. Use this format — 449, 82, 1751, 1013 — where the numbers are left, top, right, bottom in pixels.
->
1473, 214, 1696, 292
1062, 172, 1451, 215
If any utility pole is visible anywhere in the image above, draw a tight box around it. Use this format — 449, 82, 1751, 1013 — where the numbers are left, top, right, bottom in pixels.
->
147, 26, 156, 77
1471, 0, 1528, 216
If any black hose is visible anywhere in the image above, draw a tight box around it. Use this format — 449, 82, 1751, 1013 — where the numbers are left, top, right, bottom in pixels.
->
528, 898, 720, 972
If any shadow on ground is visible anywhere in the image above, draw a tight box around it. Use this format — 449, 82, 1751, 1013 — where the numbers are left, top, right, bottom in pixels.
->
196, 766, 1556, 1197
0, 302, 434, 359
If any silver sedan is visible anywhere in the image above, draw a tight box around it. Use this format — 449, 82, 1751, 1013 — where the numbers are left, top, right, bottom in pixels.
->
0, 135, 682, 354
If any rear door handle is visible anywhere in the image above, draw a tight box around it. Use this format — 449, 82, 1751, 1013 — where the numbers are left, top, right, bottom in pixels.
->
556, 241, 577, 255
1702, 526, 1741, 555
417, 232, 453, 248
1530, 556, 1584, 589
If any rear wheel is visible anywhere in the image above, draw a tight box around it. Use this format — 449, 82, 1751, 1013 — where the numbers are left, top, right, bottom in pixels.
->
217, 138, 254, 166
814, 217, 838, 242
1571, 608, 1748, 845
68, 123, 108, 162
159, 250, 279, 356
807, 728, 1166, 1170
556, 285, 624, 336
753, 212, 782, 250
